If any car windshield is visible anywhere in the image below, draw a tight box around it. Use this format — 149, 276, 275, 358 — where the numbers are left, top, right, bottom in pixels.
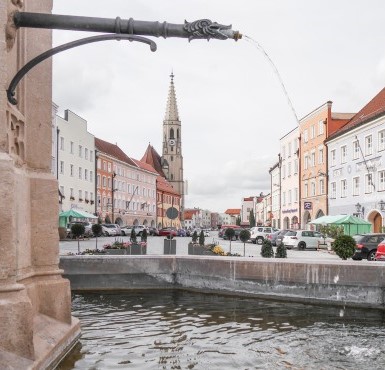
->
285, 231, 296, 236
352, 235, 364, 242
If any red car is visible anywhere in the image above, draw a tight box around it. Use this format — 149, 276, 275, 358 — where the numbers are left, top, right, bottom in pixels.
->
159, 227, 178, 237
375, 243, 385, 261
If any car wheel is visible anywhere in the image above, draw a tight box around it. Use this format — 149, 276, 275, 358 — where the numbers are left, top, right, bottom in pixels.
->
298, 242, 306, 250
257, 237, 263, 245
121, 231, 126, 236
367, 250, 376, 261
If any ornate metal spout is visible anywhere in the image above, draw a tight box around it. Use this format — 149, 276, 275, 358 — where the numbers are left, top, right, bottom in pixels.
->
7, 12, 241, 105
13, 12, 242, 41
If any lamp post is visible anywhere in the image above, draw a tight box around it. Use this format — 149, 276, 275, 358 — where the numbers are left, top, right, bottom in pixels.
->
111, 172, 117, 223
379, 200, 385, 211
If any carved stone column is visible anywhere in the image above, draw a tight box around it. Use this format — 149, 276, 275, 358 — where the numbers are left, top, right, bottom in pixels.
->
0, 1, 80, 367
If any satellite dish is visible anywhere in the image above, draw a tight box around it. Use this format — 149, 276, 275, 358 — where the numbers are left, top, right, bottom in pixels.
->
166, 207, 178, 220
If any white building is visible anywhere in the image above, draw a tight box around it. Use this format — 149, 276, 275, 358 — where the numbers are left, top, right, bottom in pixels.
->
326, 88, 385, 232
241, 197, 255, 226
57, 110, 96, 215
269, 161, 281, 228
280, 127, 300, 229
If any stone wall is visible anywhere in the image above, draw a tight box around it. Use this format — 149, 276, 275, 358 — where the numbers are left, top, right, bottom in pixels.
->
60, 256, 385, 309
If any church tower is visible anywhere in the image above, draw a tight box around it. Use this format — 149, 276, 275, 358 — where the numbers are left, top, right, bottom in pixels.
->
162, 72, 185, 212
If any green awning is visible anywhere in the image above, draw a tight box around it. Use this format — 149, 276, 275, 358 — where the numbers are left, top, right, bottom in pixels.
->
59, 208, 97, 227
310, 214, 371, 235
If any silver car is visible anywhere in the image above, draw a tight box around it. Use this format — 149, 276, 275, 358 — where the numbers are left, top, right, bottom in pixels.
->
282, 230, 327, 249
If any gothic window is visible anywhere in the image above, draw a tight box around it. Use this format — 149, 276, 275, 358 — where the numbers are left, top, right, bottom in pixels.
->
177, 129, 180, 139
170, 128, 175, 139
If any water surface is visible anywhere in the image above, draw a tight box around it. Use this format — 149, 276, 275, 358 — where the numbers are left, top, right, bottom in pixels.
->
58, 290, 385, 369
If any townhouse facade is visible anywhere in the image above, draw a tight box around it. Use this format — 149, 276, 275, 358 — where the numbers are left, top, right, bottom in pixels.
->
241, 196, 255, 226
326, 88, 385, 232
280, 127, 300, 229
299, 101, 353, 228
157, 175, 181, 229
95, 138, 158, 227
57, 110, 96, 215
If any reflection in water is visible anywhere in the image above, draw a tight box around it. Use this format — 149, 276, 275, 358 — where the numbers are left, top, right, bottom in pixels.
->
58, 290, 385, 369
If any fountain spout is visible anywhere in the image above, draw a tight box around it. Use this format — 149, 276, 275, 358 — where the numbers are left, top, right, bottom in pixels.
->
13, 12, 242, 41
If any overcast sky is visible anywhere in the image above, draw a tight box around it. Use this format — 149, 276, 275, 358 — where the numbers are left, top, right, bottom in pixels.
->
52, 0, 385, 213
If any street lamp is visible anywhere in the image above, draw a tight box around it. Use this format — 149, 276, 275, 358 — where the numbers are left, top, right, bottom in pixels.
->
379, 200, 385, 211
111, 172, 117, 223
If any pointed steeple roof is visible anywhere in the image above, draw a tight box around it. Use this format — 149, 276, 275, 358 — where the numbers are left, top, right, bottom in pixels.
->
141, 143, 166, 177
164, 71, 180, 121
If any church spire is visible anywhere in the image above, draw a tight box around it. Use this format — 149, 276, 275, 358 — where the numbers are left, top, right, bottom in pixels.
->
164, 71, 180, 121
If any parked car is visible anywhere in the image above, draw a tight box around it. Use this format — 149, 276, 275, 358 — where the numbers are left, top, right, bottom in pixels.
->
120, 226, 133, 236
282, 230, 329, 249
271, 229, 291, 246
149, 227, 159, 236
218, 225, 240, 238
133, 225, 149, 236
203, 229, 211, 237
352, 233, 385, 261
101, 224, 118, 236
375, 243, 385, 261
178, 229, 187, 237
159, 227, 178, 237
250, 226, 278, 244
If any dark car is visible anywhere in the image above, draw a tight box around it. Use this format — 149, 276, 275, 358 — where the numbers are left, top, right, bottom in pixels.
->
149, 227, 159, 236
271, 229, 291, 246
352, 233, 385, 261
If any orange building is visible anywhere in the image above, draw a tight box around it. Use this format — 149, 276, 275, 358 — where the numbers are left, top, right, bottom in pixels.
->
156, 175, 181, 229
299, 102, 354, 228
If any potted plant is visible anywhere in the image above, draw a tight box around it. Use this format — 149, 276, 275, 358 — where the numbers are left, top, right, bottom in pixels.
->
332, 235, 356, 260
224, 228, 235, 254
261, 239, 274, 258
239, 229, 251, 256
92, 223, 102, 250
71, 223, 85, 254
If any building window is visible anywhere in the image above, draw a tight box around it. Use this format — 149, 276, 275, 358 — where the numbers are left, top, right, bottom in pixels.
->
288, 190, 292, 204
60, 161, 64, 174
378, 130, 385, 152
294, 159, 298, 174
85, 148, 88, 160
353, 140, 360, 160
102, 176, 106, 187
341, 145, 347, 164
84, 169, 88, 181
97, 159, 101, 169
341, 179, 347, 198
365, 173, 373, 193
365, 135, 373, 156
319, 179, 325, 195
294, 188, 298, 202
60, 185, 64, 196
318, 120, 324, 135
311, 152, 316, 167
318, 147, 324, 164
85, 191, 88, 200
331, 182, 336, 198
90, 150, 94, 162
79, 145, 82, 158
79, 190, 82, 200
288, 162, 292, 177
282, 192, 286, 206
70, 141, 74, 154
304, 154, 308, 170
108, 177, 111, 188
108, 163, 112, 172
378, 171, 385, 191
304, 182, 308, 197
60, 137, 64, 150
282, 165, 286, 179
303, 130, 308, 143
353, 176, 360, 196
103, 161, 107, 171
288, 143, 292, 158
311, 182, 316, 196
331, 149, 336, 166
97, 175, 100, 186
90, 171, 93, 182
78, 167, 82, 179
70, 188, 74, 197
282, 145, 286, 159
310, 125, 315, 139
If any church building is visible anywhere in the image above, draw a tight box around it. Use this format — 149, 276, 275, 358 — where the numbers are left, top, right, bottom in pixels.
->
141, 73, 185, 224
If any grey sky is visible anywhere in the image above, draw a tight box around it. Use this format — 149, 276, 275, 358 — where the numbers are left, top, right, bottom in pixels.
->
52, 0, 385, 212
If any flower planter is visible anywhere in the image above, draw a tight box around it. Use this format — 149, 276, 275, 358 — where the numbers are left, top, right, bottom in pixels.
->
164, 239, 176, 254
105, 249, 126, 255
188, 243, 213, 255
129, 243, 147, 255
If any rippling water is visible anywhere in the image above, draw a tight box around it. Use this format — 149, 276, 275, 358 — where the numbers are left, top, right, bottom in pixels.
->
58, 290, 385, 369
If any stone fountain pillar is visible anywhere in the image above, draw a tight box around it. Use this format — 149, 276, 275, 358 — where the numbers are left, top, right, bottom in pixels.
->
0, 1, 80, 368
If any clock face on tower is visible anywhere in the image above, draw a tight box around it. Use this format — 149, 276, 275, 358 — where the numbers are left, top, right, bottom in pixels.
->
169, 139, 176, 146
